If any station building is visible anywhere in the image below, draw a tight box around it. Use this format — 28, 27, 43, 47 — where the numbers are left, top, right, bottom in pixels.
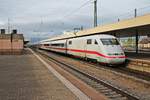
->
0, 29, 24, 54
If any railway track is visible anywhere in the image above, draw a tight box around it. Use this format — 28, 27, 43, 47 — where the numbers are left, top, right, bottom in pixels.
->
40, 48, 150, 82
36, 49, 140, 100
80, 60, 150, 82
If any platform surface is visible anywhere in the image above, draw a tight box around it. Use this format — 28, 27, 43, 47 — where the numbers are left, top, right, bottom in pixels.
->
0, 50, 78, 100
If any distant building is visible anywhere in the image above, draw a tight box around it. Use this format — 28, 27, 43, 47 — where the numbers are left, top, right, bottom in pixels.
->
139, 37, 150, 49
0, 29, 24, 54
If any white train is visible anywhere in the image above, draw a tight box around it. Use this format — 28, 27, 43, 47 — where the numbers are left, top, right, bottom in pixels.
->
39, 34, 126, 65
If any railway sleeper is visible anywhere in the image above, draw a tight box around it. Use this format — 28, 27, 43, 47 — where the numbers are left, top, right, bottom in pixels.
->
107, 94, 123, 98
88, 81, 102, 86
89, 81, 100, 84
100, 89, 113, 93
102, 91, 117, 95
98, 87, 109, 90
111, 97, 127, 100
85, 80, 99, 85
94, 84, 104, 88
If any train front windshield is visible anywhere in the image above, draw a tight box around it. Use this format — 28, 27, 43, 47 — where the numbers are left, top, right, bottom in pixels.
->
101, 38, 120, 45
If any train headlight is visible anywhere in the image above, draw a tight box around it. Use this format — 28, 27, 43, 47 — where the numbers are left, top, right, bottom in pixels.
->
108, 53, 114, 55
120, 53, 124, 55
108, 53, 124, 56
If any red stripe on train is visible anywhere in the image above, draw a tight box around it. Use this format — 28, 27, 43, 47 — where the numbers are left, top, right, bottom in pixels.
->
48, 47, 126, 59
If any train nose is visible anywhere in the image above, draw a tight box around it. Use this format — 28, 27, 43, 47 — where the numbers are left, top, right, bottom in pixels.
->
106, 52, 126, 64
107, 57, 126, 64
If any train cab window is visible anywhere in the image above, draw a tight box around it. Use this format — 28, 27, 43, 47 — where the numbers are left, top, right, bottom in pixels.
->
95, 40, 98, 45
87, 39, 92, 44
101, 38, 119, 45
69, 41, 72, 45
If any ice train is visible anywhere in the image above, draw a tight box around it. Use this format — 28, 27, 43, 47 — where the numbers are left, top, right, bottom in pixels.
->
39, 34, 126, 65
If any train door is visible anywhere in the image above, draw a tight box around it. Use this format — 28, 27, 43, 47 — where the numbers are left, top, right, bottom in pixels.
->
85, 38, 99, 60
85, 38, 92, 59
65, 39, 68, 54
82, 38, 86, 58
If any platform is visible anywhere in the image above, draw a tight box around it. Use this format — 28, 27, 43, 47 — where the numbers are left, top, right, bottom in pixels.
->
125, 52, 150, 73
0, 49, 79, 100
125, 52, 150, 61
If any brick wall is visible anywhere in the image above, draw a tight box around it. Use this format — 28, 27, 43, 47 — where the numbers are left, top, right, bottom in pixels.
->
0, 34, 24, 54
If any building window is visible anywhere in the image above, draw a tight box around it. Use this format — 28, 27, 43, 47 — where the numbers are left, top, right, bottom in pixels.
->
87, 39, 92, 44
69, 41, 72, 45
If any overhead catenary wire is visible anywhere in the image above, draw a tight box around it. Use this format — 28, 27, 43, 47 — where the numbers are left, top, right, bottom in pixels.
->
5, 0, 94, 33
55, 0, 94, 31
58, 0, 93, 21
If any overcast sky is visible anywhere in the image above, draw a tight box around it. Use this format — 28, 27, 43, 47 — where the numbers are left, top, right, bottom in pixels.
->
0, 0, 150, 40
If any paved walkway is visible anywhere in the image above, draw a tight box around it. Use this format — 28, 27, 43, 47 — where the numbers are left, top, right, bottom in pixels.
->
0, 50, 79, 100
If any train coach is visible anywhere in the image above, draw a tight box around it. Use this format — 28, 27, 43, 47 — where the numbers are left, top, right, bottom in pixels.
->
39, 34, 126, 65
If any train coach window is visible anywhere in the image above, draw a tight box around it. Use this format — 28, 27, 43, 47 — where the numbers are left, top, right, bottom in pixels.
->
51, 44, 56, 46
87, 39, 92, 44
69, 41, 72, 45
95, 40, 98, 45
61, 43, 64, 47
44, 44, 49, 46
51, 43, 64, 47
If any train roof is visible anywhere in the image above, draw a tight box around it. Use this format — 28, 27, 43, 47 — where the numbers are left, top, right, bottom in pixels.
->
39, 34, 116, 44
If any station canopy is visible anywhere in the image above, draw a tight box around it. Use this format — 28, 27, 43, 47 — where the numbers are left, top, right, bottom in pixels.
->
42, 14, 150, 42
